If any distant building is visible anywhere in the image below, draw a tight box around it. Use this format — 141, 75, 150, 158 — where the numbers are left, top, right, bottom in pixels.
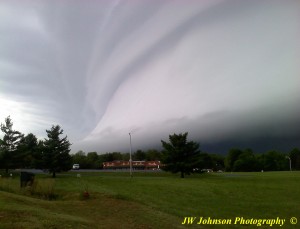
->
103, 160, 161, 170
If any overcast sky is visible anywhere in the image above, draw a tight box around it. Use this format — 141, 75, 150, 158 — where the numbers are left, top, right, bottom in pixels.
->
1, 0, 299, 154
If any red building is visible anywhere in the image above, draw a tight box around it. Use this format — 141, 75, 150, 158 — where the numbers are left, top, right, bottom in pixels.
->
103, 160, 161, 170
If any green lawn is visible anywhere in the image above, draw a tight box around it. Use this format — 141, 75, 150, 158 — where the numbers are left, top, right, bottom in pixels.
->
0, 171, 299, 228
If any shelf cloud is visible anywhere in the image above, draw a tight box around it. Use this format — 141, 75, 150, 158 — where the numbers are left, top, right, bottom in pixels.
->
1, 0, 299, 153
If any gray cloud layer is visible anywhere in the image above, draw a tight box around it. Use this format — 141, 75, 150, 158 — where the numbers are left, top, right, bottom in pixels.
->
1, 0, 299, 153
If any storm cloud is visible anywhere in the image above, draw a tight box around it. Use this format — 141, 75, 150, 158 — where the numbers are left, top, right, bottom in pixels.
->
1, 0, 299, 153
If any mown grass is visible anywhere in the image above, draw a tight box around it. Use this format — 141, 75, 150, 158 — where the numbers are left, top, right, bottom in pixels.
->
0, 171, 299, 228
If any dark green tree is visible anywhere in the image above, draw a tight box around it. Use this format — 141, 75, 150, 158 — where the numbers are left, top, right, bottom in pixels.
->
17, 133, 39, 168
33, 140, 45, 169
133, 149, 146, 161
260, 150, 288, 171
145, 149, 162, 161
225, 148, 243, 171
102, 152, 123, 162
198, 153, 213, 169
0, 116, 24, 173
86, 152, 101, 169
161, 132, 201, 178
290, 148, 300, 170
232, 149, 259, 172
122, 152, 130, 161
209, 154, 225, 171
43, 125, 72, 178
72, 150, 88, 168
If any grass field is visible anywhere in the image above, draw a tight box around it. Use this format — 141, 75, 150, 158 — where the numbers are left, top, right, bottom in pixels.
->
0, 171, 299, 228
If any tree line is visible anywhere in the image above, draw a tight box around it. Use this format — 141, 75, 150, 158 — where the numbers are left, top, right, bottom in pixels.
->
225, 148, 300, 172
71, 149, 162, 169
71, 133, 300, 175
0, 116, 71, 177
1, 116, 300, 178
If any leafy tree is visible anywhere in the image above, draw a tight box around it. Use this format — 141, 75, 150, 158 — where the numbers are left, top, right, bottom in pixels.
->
225, 148, 243, 171
198, 153, 213, 169
232, 149, 259, 172
145, 149, 162, 161
209, 154, 225, 171
122, 152, 130, 161
43, 125, 72, 178
101, 152, 124, 162
261, 150, 288, 171
290, 148, 300, 170
133, 150, 146, 161
86, 152, 101, 169
161, 132, 201, 178
0, 116, 24, 173
71, 151, 101, 169
72, 150, 88, 168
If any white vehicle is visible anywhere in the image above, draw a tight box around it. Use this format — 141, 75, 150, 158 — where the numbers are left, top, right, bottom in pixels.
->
72, 164, 80, 170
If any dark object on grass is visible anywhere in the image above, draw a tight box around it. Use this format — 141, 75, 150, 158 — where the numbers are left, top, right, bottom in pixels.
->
20, 171, 35, 188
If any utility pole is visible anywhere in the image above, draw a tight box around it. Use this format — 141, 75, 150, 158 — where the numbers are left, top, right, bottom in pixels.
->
129, 133, 133, 177
286, 156, 292, 171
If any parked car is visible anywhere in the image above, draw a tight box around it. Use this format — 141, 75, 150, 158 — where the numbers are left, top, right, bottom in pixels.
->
72, 164, 80, 170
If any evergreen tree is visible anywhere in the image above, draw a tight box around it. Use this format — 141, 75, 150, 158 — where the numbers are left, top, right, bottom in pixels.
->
0, 116, 23, 173
43, 125, 72, 178
161, 132, 201, 178
18, 133, 39, 168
